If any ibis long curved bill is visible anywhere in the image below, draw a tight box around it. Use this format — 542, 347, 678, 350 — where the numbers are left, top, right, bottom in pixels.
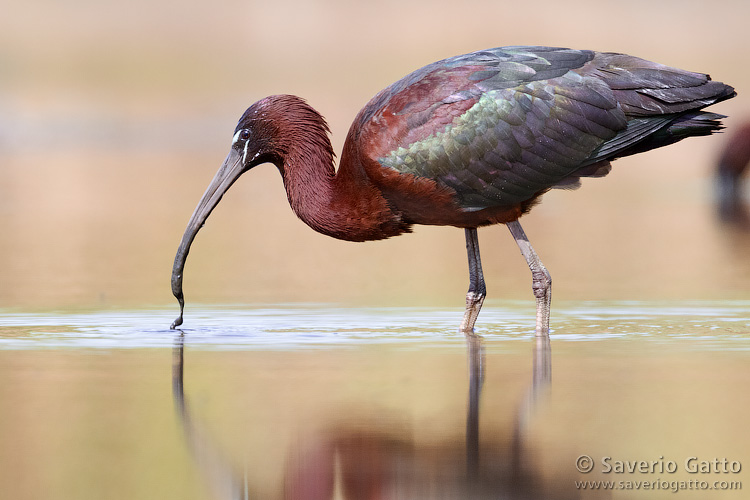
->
171, 148, 246, 329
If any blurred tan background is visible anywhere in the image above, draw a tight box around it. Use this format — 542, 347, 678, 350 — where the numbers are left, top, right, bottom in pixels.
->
1, 0, 749, 310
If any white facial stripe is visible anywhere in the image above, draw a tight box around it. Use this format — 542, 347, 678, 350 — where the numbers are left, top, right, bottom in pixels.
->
231, 129, 243, 145
243, 137, 251, 164
233, 128, 259, 165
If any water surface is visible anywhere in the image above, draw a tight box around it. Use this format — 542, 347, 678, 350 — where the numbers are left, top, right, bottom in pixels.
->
1, 302, 748, 499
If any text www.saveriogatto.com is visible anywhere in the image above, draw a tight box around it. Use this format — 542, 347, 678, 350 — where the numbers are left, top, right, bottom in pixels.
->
574, 455, 743, 493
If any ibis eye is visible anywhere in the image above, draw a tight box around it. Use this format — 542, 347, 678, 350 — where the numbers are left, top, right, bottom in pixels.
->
232, 128, 252, 147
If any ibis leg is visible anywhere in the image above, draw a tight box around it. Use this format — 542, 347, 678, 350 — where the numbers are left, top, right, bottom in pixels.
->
461, 228, 486, 333
506, 220, 551, 338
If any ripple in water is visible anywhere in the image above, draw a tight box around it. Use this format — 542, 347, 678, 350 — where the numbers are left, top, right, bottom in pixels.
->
0, 301, 748, 350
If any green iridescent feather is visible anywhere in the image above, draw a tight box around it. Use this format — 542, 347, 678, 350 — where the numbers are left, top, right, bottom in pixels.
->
375, 46, 734, 211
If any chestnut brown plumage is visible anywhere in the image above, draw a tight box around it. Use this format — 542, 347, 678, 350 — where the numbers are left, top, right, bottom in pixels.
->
171, 46, 735, 335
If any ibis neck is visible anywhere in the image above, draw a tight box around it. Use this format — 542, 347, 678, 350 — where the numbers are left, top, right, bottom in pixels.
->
279, 139, 409, 242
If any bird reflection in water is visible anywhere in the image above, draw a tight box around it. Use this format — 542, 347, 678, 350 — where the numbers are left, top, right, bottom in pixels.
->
172, 334, 584, 499
172, 336, 248, 499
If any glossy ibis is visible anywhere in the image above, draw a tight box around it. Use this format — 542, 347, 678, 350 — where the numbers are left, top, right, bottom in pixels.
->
170, 46, 735, 336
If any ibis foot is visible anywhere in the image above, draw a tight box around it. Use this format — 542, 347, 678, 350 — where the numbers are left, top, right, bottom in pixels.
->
461, 228, 486, 333
507, 221, 551, 338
